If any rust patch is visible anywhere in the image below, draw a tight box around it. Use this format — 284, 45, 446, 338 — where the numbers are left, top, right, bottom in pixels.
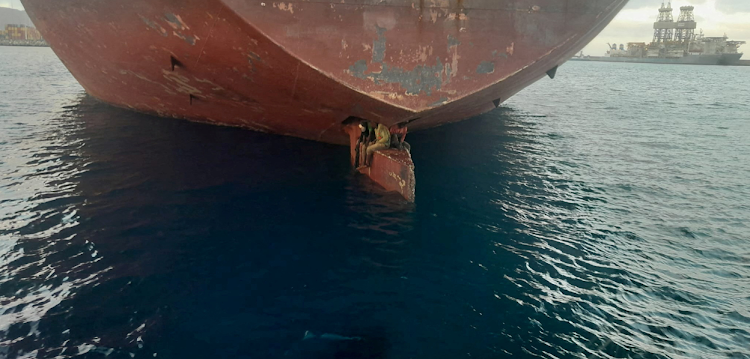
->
372, 26, 387, 63
428, 97, 448, 107
247, 51, 264, 72
194, 78, 225, 91
273, 2, 295, 14
173, 31, 197, 45
140, 15, 168, 37
162, 69, 202, 95
348, 27, 462, 95
446, 34, 461, 82
349, 58, 445, 96
447, 34, 461, 49
163, 13, 196, 45
476, 61, 495, 74
388, 171, 406, 190
164, 13, 190, 30
141, 14, 196, 45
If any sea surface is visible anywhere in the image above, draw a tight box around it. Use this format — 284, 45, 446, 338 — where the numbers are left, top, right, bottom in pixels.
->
1, 46, 749, 359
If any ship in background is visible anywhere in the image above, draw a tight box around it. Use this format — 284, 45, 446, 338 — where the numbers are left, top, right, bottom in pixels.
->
572, 3, 745, 65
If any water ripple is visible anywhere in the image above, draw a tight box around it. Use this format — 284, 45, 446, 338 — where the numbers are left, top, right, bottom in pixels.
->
1, 45, 749, 359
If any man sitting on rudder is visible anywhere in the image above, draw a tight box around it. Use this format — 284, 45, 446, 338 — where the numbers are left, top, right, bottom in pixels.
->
360, 122, 390, 168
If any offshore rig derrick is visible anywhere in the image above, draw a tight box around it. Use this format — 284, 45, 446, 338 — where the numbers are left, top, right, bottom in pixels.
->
652, 2, 675, 43
654, 4, 697, 43
649, 3, 705, 58
674, 6, 696, 43
653, 3, 698, 43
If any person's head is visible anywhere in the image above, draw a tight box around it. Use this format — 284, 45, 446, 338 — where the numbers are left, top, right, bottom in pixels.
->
359, 120, 370, 132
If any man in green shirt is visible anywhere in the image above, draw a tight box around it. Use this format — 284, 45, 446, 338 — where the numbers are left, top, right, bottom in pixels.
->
362, 123, 390, 167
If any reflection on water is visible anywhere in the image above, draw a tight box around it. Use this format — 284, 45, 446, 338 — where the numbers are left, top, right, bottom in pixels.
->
1, 94, 418, 358
1, 97, 96, 357
1, 47, 749, 359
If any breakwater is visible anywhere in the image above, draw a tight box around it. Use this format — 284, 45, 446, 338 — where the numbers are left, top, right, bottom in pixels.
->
0, 39, 48, 47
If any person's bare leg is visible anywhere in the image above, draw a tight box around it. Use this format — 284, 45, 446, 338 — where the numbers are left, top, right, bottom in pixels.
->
364, 143, 388, 167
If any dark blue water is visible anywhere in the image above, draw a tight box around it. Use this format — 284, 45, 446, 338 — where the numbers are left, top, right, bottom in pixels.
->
1, 46, 749, 359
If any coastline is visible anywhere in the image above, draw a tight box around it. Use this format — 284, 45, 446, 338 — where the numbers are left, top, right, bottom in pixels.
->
569, 55, 747, 66
0, 39, 49, 47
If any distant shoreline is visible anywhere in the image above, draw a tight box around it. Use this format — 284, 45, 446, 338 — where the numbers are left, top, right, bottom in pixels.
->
570, 56, 750, 67
0, 39, 49, 47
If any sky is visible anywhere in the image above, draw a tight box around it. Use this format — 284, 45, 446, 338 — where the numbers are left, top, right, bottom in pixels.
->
0, 0, 20, 10
1, 0, 747, 57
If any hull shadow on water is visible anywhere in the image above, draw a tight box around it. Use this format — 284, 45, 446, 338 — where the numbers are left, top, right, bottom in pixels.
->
2, 95, 423, 358
2, 93, 673, 359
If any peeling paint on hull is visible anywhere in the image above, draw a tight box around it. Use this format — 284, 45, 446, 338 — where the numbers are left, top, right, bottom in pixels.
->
21, 0, 628, 145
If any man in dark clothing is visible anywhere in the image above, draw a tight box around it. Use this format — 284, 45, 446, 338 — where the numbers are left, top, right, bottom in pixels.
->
354, 121, 374, 168
389, 122, 410, 153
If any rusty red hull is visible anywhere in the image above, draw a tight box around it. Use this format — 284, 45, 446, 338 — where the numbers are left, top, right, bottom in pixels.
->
22, 0, 627, 145
361, 150, 416, 201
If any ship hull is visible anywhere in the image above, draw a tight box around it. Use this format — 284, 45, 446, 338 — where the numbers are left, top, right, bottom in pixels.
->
571, 53, 743, 66
22, 0, 627, 144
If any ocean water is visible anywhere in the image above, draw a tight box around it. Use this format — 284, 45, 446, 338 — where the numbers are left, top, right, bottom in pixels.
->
1, 46, 749, 359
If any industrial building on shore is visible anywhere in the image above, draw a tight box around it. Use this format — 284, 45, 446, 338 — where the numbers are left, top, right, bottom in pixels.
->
0, 24, 48, 46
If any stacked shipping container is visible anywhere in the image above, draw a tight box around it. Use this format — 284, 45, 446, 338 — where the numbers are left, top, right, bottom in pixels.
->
0, 24, 43, 40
